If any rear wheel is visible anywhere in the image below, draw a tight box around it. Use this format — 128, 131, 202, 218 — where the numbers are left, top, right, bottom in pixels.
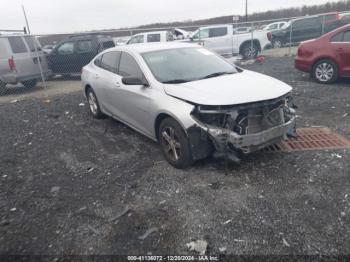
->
240, 42, 259, 60
158, 118, 194, 169
272, 38, 283, 48
86, 88, 105, 119
313, 59, 338, 84
21, 80, 38, 88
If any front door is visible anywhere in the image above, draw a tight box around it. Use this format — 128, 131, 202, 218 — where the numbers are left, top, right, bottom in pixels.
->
49, 41, 78, 74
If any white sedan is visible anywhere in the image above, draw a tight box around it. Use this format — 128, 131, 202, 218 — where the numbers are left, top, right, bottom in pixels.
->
82, 43, 296, 168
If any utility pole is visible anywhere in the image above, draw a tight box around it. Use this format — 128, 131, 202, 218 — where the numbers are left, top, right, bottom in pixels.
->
21, 4, 31, 34
245, 0, 248, 22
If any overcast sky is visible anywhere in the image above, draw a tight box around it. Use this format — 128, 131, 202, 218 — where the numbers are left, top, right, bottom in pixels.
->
0, 0, 340, 34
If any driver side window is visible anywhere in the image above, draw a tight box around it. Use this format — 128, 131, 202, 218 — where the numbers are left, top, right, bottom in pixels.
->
58, 42, 74, 55
192, 29, 209, 40
128, 35, 144, 44
118, 52, 143, 79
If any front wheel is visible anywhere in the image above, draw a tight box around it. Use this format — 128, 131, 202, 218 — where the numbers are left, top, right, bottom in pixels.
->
21, 80, 38, 88
313, 60, 338, 84
240, 42, 259, 60
159, 118, 194, 169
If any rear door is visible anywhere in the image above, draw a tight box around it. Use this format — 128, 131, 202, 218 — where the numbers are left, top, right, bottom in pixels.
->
93, 51, 122, 114
23, 36, 50, 73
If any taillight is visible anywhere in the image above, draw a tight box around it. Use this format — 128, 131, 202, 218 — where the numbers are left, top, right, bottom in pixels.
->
267, 32, 272, 41
8, 57, 16, 71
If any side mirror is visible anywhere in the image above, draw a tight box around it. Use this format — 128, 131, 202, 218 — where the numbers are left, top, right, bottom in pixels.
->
122, 76, 149, 87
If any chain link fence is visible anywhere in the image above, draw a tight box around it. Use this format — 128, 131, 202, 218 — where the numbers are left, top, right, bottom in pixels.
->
0, 11, 349, 98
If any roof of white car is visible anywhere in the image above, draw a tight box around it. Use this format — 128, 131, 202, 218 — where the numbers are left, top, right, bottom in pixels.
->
110, 42, 199, 53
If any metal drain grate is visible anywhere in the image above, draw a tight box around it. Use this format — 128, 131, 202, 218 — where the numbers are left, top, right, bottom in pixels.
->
263, 127, 350, 152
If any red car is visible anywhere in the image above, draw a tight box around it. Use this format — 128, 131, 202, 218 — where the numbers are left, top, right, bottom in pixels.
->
295, 24, 350, 83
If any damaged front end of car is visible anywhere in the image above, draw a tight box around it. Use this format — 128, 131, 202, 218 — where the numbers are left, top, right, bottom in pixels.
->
187, 93, 297, 162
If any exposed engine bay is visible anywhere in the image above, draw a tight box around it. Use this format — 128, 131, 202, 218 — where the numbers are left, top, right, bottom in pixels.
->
188, 93, 297, 161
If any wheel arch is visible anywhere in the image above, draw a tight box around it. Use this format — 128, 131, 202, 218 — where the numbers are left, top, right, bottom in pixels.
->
154, 112, 188, 142
312, 56, 339, 73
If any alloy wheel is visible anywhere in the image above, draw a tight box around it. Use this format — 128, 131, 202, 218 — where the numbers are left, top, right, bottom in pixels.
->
161, 127, 181, 162
315, 62, 334, 82
88, 92, 98, 115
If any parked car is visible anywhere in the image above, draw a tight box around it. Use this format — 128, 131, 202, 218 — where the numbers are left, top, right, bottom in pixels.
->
47, 34, 115, 76
233, 27, 252, 34
271, 13, 343, 48
127, 31, 174, 45
81, 43, 296, 168
295, 24, 350, 83
0, 35, 51, 89
262, 21, 287, 32
189, 24, 271, 59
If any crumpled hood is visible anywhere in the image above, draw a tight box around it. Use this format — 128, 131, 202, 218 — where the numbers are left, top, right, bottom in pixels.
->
163, 70, 292, 105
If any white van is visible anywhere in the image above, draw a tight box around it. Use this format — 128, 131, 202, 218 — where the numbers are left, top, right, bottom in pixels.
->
0, 35, 51, 89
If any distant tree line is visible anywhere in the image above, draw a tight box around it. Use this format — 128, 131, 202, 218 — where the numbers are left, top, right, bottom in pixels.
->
134, 0, 350, 29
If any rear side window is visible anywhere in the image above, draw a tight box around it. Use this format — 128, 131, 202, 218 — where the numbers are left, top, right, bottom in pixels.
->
100, 51, 121, 73
331, 32, 343, 42
209, 27, 227, 37
8, 37, 27, 53
24, 37, 41, 52
147, 34, 161, 42
77, 40, 93, 53
343, 31, 350, 42
118, 52, 143, 79
94, 55, 102, 67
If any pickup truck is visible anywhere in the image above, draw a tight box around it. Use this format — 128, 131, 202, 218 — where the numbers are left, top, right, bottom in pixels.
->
189, 24, 272, 59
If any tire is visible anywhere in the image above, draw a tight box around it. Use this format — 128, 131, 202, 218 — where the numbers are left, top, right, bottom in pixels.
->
272, 38, 283, 49
21, 80, 38, 88
312, 59, 338, 84
240, 42, 259, 60
86, 88, 105, 119
158, 118, 194, 169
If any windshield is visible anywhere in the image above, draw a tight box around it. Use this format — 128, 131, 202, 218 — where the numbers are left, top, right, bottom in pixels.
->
142, 47, 238, 84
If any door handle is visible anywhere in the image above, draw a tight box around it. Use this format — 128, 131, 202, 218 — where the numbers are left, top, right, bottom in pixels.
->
115, 82, 121, 88
95, 74, 100, 79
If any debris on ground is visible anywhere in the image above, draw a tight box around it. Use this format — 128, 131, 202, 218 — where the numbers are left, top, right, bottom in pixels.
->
10, 208, 16, 212
331, 153, 342, 159
79, 103, 85, 107
219, 247, 227, 252
282, 238, 291, 247
10, 100, 18, 103
138, 227, 158, 240
240, 59, 255, 65
223, 219, 232, 225
50, 186, 61, 193
108, 206, 131, 222
186, 240, 208, 255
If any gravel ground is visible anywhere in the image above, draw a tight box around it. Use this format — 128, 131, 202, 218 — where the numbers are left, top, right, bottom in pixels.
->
0, 57, 349, 257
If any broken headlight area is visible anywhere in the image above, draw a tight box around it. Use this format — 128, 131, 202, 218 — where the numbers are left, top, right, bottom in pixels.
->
188, 94, 296, 160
